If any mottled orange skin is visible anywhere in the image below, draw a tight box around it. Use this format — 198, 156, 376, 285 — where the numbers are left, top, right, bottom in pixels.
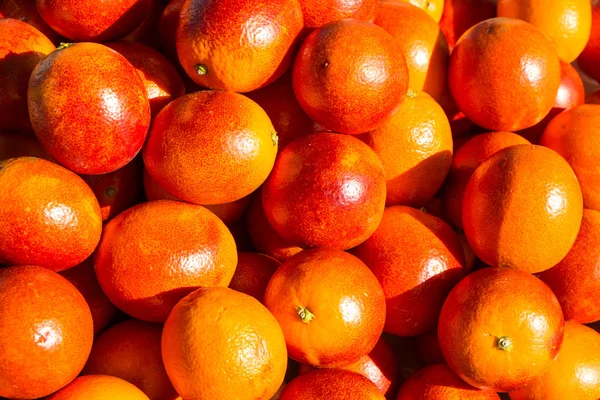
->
245, 194, 304, 262
94, 200, 238, 322
358, 92, 452, 207
510, 321, 600, 400
415, 329, 445, 366
0, 158, 102, 271
246, 72, 314, 150
162, 287, 287, 400
84, 320, 178, 400
35, 0, 151, 41
143, 91, 277, 205
46, 375, 151, 400
82, 158, 143, 222
157, 0, 183, 62
449, 18, 561, 132
578, 0, 600, 82
0, 131, 53, 161
28, 43, 151, 175
177, 0, 303, 92
229, 252, 281, 303
396, 0, 443, 22
375, 1, 449, 102
264, 249, 386, 367
442, 132, 530, 229
262, 133, 386, 250
299, 337, 400, 399
438, 268, 565, 392
541, 104, 600, 212
396, 364, 501, 400
281, 369, 385, 400
0, 0, 60, 42
0, 18, 54, 132
518, 61, 585, 144
439, 0, 497, 51
537, 210, 600, 324
106, 41, 184, 117
356, 206, 465, 336
0, 266, 94, 399
463, 145, 583, 273
293, 19, 408, 134
59, 258, 118, 335
299, 0, 378, 29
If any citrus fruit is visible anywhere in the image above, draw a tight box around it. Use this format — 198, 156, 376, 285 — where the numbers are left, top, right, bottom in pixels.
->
397, 0, 443, 22
439, 0, 497, 51
0, 0, 60, 42
228, 252, 281, 303
578, 0, 600, 82
158, 0, 184, 62
415, 329, 445, 366
45, 375, 151, 400
299, 0, 378, 29
280, 369, 385, 400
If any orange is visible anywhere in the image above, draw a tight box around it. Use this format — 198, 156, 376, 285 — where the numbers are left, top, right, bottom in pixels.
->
35, 0, 151, 41
292, 19, 408, 134
396, 364, 501, 399
0, 18, 54, 132
358, 91, 452, 207
537, 209, 600, 324
228, 252, 281, 303
45, 375, 150, 400
299, 0, 378, 29
441, 131, 530, 229
438, 268, 565, 392
121, 0, 164, 48
106, 41, 185, 117
578, 0, 600, 82
264, 248, 386, 367
281, 369, 385, 400
449, 18, 561, 131
158, 0, 184, 62
375, 1, 449, 102
355, 206, 465, 336
541, 104, 600, 212
439, 0, 497, 51
59, 258, 118, 335
0, 0, 60, 42
262, 133, 386, 250
299, 337, 400, 399
28, 43, 151, 175
0, 131, 53, 161
462, 144, 583, 273
94, 200, 237, 322
143, 91, 277, 205
162, 287, 287, 400
0, 157, 102, 271
498, 0, 592, 63
396, 0, 443, 22
84, 319, 178, 400
176, 0, 303, 92
0, 265, 94, 399
509, 321, 600, 400
415, 329, 445, 366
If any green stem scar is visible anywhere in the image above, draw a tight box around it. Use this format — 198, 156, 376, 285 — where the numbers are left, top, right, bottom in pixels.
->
56, 42, 74, 51
196, 64, 208, 75
271, 131, 279, 147
296, 306, 315, 324
496, 336, 513, 352
105, 187, 117, 197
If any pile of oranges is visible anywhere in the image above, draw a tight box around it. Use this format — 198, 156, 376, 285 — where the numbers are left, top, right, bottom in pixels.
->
2, 0, 600, 398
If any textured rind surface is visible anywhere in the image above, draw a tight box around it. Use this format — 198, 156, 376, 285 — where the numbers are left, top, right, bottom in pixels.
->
281, 369, 385, 400
46, 375, 150, 399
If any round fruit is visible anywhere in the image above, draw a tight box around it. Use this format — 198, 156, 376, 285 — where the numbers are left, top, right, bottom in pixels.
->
442, 131, 530, 229
143, 91, 277, 205
281, 369, 385, 400
105, 41, 184, 117
45, 375, 150, 400
497, 0, 592, 63
449, 18, 561, 132
292, 19, 408, 134
228, 252, 281, 303
176, 0, 303, 92
0, 265, 94, 399
396, 364, 501, 399
509, 321, 600, 400
59, 258, 118, 335
162, 287, 287, 400
35, 0, 151, 41
264, 248, 386, 367
0, 131, 53, 161
0, 0, 60, 42
28, 42, 151, 175
439, 0, 497, 51
358, 91, 452, 207
262, 133, 386, 250
0, 18, 54, 132
355, 206, 465, 336
541, 104, 600, 212
375, 1, 449, 102
120, 0, 164, 48
438, 268, 565, 392
537, 209, 600, 324
397, 0, 443, 22
299, 0, 378, 29
578, 0, 600, 82
0, 157, 102, 271
158, 0, 184, 61
462, 144, 583, 273
94, 200, 237, 322
84, 319, 178, 400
